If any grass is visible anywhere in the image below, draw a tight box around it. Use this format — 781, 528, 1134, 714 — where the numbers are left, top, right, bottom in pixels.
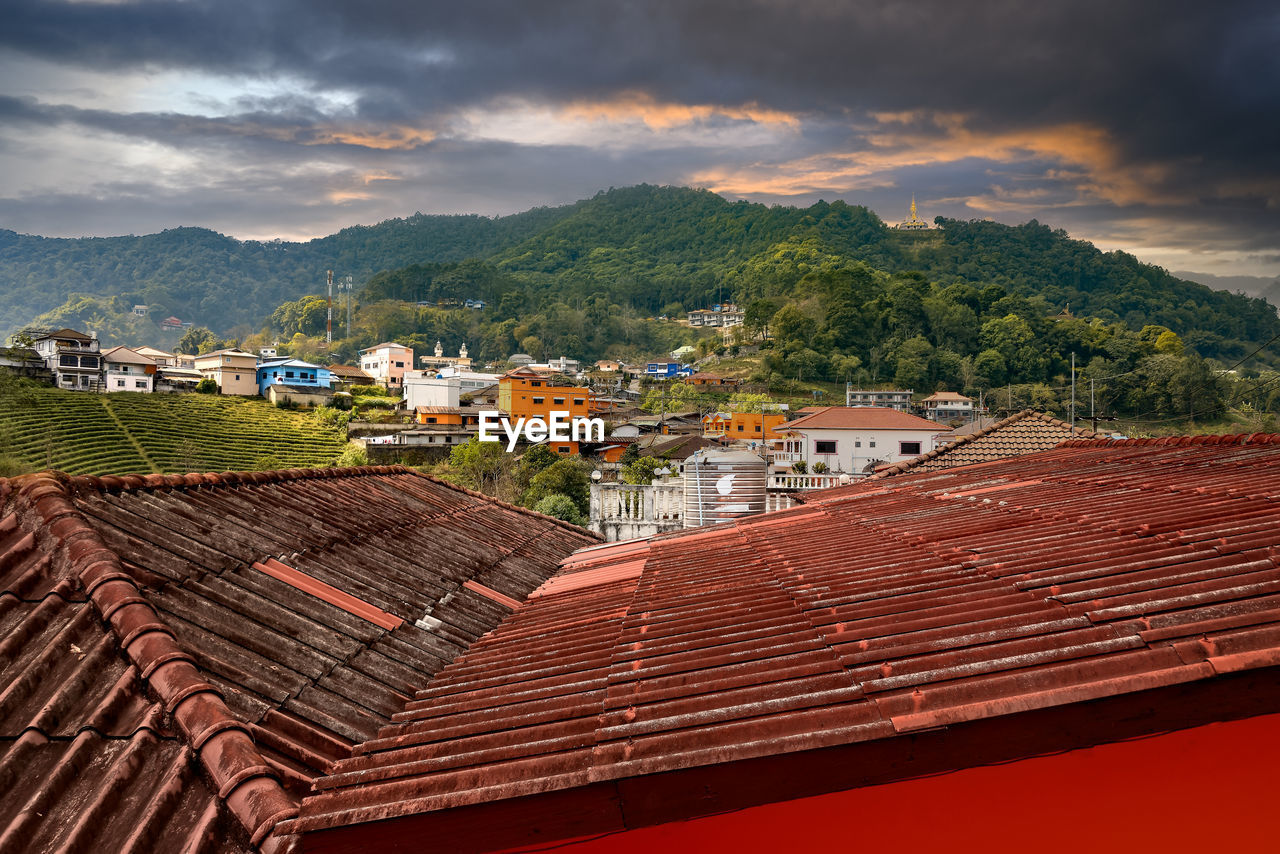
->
0, 383, 350, 476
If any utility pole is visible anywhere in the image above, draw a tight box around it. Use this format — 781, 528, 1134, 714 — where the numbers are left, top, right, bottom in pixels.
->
326, 270, 333, 345
1070, 352, 1076, 431
344, 275, 353, 338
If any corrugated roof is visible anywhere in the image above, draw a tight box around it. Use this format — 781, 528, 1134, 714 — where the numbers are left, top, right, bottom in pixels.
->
784, 406, 945, 432
286, 433, 1280, 850
864, 409, 1097, 480
1, 466, 597, 852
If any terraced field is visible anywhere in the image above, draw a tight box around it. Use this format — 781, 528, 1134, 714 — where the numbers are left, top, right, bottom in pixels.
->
0, 386, 350, 475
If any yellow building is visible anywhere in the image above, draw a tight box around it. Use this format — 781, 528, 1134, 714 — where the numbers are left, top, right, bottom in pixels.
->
192, 349, 259, 396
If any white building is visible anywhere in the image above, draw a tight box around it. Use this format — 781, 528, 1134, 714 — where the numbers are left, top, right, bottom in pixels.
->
359, 342, 414, 391
31, 328, 102, 391
102, 346, 156, 393
778, 406, 946, 475
847, 387, 913, 411
403, 374, 461, 409
920, 391, 978, 423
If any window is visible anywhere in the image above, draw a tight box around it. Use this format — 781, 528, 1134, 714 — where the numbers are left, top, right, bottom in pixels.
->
531, 381, 542, 387
532, 397, 545, 405
556, 445, 571, 454
116, 379, 125, 388
426, 417, 437, 424
285, 371, 295, 379
60, 355, 77, 367
854, 440, 861, 447
395, 361, 404, 368
80, 356, 98, 368
737, 425, 745, 432
815, 440, 837, 455
135, 380, 147, 389
234, 374, 240, 381
574, 398, 585, 406
900, 441, 921, 455
869, 440, 876, 447
553, 398, 566, 405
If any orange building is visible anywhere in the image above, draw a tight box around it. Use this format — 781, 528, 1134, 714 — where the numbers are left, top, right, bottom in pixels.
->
497, 367, 593, 454
702, 412, 731, 437
726, 411, 787, 441
414, 407, 479, 428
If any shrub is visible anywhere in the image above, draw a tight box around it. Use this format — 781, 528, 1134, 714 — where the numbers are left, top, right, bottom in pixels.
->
194, 378, 219, 394
350, 384, 388, 397
812, 461, 828, 474
791, 461, 807, 474
532, 493, 587, 527
254, 454, 282, 471
335, 444, 368, 467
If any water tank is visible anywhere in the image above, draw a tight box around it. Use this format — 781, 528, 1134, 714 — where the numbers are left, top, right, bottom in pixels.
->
683, 450, 768, 527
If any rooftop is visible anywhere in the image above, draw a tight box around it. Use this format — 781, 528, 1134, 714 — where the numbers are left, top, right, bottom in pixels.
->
864, 409, 1097, 480
287, 433, 1280, 850
1, 466, 597, 852
783, 406, 945, 432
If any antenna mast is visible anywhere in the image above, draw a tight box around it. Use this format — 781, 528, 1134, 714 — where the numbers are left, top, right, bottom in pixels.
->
326, 270, 334, 345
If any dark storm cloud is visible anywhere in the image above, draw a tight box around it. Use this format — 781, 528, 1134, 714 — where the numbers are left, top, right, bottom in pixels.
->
1, 0, 1278, 270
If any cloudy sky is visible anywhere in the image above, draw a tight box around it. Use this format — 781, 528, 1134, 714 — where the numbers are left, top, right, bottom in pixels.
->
1, 0, 1277, 276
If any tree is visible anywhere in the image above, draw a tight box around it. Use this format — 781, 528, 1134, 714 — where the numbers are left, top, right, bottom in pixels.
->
176, 326, 218, 355
194, 378, 219, 394
523, 458, 590, 515
727, 392, 774, 413
532, 494, 588, 527
448, 435, 511, 494
621, 455, 665, 485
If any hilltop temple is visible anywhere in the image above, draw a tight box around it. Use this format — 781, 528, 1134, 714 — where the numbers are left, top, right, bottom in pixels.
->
895, 194, 938, 230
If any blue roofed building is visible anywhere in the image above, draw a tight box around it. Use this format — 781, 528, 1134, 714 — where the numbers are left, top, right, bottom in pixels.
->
256, 357, 332, 397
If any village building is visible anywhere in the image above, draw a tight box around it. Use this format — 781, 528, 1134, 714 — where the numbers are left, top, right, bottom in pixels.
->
192, 348, 259, 396
359, 342, 414, 391
324, 362, 373, 391
778, 405, 945, 474
919, 390, 979, 422
256, 357, 332, 398
684, 371, 739, 387
417, 341, 472, 371
593, 359, 622, 372
846, 387, 913, 410
497, 366, 594, 454
101, 346, 157, 392
30, 327, 103, 391
685, 304, 745, 327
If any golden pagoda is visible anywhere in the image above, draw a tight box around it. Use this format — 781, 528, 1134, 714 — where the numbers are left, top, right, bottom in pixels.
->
895, 194, 936, 230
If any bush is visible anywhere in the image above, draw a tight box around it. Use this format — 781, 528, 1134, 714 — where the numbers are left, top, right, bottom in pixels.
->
254, 454, 282, 471
532, 493, 587, 527
812, 461, 828, 474
335, 444, 368, 467
791, 461, 807, 474
523, 458, 590, 515
194, 378, 219, 394
350, 384, 389, 397
0, 455, 29, 477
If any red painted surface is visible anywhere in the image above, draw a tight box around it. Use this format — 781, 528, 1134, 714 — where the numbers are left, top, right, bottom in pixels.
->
532, 711, 1280, 854
253, 558, 404, 631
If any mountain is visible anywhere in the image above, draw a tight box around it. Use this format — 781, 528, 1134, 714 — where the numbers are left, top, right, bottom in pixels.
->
2, 186, 1276, 365
1176, 270, 1280, 307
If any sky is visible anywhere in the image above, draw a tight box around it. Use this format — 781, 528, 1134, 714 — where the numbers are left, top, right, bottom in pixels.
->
1, 0, 1278, 277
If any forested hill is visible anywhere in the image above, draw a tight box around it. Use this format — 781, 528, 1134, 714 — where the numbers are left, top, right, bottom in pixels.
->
1, 185, 1275, 361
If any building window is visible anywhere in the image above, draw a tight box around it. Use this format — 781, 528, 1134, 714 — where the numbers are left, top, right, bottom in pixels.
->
533, 397, 544, 405
60, 355, 77, 367
285, 371, 295, 379
854, 440, 862, 447
553, 398, 566, 405
135, 380, 147, 389
531, 381, 542, 387
869, 440, 876, 447
427, 417, 437, 423
395, 361, 404, 368
737, 425, 745, 432
815, 440, 837, 454
574, 398, 585, 406
116, 379, 125, 387
556, 446, 570, 454
234, 374, 240, 381
900, 441, 922, 455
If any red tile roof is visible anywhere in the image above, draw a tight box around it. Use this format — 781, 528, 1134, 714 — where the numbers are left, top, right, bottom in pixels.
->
286, 433, 1280, 851
1, 466, 597, 852
783, 406, 945, 432
864, 409, 1097, 479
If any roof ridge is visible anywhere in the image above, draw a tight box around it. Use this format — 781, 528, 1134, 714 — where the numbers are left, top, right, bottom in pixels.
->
5, 472, 299, 849
1058, 432, 1280, 448
866, 409, 1096, 480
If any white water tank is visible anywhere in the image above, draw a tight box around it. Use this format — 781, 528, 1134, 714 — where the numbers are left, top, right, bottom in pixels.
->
683, 450, 768, 527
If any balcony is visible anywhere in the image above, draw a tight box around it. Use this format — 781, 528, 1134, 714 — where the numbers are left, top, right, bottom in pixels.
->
767, 473, 849, 491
